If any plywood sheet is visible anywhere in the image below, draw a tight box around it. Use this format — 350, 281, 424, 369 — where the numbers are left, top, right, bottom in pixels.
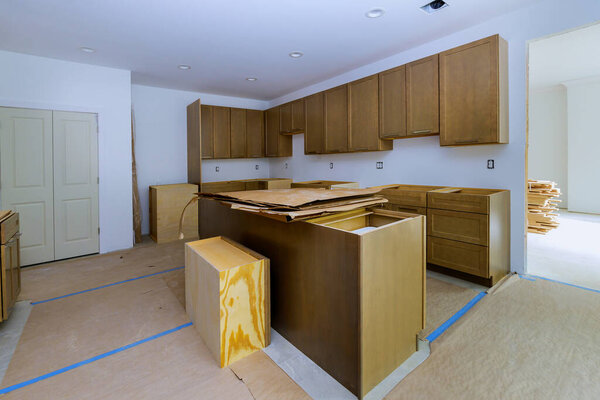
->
385, 276, 600, 399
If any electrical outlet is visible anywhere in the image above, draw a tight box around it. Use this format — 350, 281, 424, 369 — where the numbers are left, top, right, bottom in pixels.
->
487, 160, 495, 169
215, 166, 220, 172
255, 165, 259, 170
376, 161, 384, 169
329, 162, 334, 170
285, 162, 288, 169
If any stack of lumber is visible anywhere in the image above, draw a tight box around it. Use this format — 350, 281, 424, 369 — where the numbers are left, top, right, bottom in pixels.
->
528, 180, 561, 234
198, 188, 387, 222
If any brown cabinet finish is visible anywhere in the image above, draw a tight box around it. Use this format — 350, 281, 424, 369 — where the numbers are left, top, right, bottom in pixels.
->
1, 212, 21, 321
349, 75, 392, 152
439, 34, 508, 145
379, 65, 407, 139
406, 54, 440, 136
246, 109, 265, 157
427, 208, 489, 246
266, 107, 292, 157
291, 99, 305, 132
304, 92, 325, 154
213, 106, 231, 158
324, 85, 349, 153
428, 236, 489, 278
186, 100, 202, 184
279, 102, 293, 133
230, 108, 247, 158
200, 104, 214, 160
280, 99, 305, 135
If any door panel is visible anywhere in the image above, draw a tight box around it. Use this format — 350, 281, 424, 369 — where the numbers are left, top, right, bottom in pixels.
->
0, 107, 54, 265
53, 111, 99, 260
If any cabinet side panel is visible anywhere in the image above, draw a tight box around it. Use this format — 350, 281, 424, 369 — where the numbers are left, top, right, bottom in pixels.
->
360, 217, 424, 397
186, 100, 202, 184
498, 36, 509, 144
489, 191, 510, 284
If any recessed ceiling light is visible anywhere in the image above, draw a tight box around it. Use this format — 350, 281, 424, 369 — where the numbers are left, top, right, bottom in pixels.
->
289, 51, 304, 59
178, 64, 192, 70
420, 0, 449, 14
246, 77, 258, 81
80, 47, 95, 53
365, 8, 385, 18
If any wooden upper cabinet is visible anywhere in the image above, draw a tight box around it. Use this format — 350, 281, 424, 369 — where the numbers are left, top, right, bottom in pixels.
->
186, 99, 202, 184
324, 85, 349, 153
266, 107, 292, 157
304, 92, 325, 154
439, 34, 508, 145
201, 105, 214, 159
246, 109, 264, 158
379, 65, 407, 139
349, 75, 391, 152
230, 108, 246, 158
280, 99, 305, 134
213, 106, 231, 158
406, 54, 439, 136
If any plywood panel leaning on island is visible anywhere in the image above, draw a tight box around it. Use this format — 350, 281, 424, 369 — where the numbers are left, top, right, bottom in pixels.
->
199, 200, 425, 398
185, 236, 270, 368
291, 180, 359, 189
149, 184, 199, 243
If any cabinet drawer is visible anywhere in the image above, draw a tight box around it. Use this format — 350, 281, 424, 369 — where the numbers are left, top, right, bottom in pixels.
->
427, 209, 488, 245
1, 213, 19, 245
201, 181, 247, 193
383, 203, 427, 215
380, 190, 427, 208
427, 236, 488, 278
428, 191, 489, 214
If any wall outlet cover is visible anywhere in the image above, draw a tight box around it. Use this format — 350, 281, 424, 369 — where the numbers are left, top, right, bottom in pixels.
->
487, 160, 495, 169
329, 162, 334, 170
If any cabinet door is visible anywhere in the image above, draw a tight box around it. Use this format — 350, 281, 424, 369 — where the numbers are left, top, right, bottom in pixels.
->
230, 108, 246, 158
201, 105, 214, 159
246, 110, 264, 157
265, 107, 280, 156
440, 35, 506, 145
280, 103, 293, 134
349, 75, 383, 151
213, 106, 231, 158
324, 85, 348, 153
304, 93, 324, 154
291, 99, 305, 132
379, 65, 406, 139
406, 54, 439, 136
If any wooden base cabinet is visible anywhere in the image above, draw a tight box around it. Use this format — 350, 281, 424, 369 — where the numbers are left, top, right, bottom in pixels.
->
199, 201, 425, 398
378, 184, 445, 215
426, 188, 510, 286
291, 180, 359, 189
1, 212, 21, 321
202, 178, 292, 193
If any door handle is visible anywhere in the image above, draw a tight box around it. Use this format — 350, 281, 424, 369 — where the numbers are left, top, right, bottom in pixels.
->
410, 129, 432, 135
455, 139, 480, 144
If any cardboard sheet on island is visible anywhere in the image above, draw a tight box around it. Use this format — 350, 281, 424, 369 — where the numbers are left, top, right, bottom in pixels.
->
198, 187, 383, 208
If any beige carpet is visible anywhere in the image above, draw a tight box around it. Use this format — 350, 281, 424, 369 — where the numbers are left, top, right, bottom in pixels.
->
421, 277, 480, 339
386, 275, 600, 399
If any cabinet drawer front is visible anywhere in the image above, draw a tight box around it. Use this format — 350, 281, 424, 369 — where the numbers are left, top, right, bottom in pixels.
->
428, 192, 489, 214
427, 209, 488, 245
202, 181, 246, 193
380, 190, 427, 207
382, 203, 427, 215
427, 237, 488, 278
1, 213, 19, 245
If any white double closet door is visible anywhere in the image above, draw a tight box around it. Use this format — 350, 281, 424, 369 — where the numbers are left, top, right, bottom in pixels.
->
0, 107, 99, 266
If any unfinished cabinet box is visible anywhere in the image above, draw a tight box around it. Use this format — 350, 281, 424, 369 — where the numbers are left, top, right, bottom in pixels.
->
291, 180, 359, 189
185, 236, 270, 368
0, 211, 21, 321
427, 187, 510, 286
439, 34, 508, 145
149, 184, 199, 243
200, 201, 425, 398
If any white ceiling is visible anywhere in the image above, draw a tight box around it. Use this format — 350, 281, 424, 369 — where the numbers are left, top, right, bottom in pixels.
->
529, 22, 600, 90
1, 0, 541, 100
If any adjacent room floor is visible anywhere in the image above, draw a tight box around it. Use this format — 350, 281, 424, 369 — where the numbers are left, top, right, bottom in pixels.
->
528, 209, 600, 290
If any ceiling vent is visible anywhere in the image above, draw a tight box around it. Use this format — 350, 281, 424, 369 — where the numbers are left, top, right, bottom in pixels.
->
421, 0, 449, 14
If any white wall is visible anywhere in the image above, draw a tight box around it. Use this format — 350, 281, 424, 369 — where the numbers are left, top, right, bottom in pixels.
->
528, 86, 568, 207
565, 77, 600, 214
131, 84, 272, 235
267, 0, 600, 274
0, 50, 132, 254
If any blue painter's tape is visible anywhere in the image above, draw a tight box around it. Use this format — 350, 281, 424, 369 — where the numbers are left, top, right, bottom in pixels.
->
527, 274, 600, 294
426, 291, 487, 343
518, 275, 537, 282
0, 322, 193, 395
31, 266, 184, 305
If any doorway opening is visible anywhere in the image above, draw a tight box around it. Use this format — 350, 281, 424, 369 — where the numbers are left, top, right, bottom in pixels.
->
527, 22, 600, 290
